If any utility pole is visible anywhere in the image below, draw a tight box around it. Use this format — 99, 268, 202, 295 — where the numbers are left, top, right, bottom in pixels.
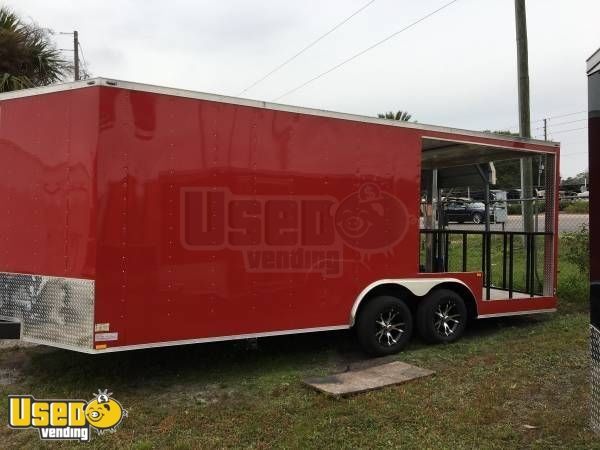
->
73, 31, 80, 81
514, 0, 534, 232
543, 118, 547, 140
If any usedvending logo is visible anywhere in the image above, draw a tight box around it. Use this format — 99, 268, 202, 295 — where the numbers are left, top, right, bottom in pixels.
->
8, 389, 127, 442
181, 183, 410, 277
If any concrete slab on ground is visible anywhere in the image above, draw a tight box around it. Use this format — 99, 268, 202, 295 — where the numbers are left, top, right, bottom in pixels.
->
304, 361, 434, 396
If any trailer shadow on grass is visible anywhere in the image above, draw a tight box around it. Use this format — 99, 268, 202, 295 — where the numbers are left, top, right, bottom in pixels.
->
6, 312, 553, 400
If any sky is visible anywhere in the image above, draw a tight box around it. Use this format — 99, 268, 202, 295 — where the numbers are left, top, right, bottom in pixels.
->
7, 0, 599, 177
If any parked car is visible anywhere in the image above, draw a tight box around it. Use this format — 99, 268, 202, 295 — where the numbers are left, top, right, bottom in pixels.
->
443, 200, 492, 224
560, 191, 578, 199
507, 189, 522, 200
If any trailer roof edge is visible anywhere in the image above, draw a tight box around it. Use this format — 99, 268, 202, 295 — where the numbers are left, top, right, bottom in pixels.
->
588, 48, 600, 75
0, 77, 559, 148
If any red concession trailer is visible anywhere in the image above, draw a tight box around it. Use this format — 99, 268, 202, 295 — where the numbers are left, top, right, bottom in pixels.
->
0, 79, 560, 355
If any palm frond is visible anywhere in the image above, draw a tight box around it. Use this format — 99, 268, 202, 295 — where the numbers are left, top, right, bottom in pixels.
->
376, 110, 413, 122
0, 6, 70, 92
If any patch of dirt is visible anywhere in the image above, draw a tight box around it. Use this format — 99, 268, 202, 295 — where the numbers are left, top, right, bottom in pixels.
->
0, 339, 37, 349
0, 340, 46, 385
154, 382, 237, 408
0, 347, 30, 385
0, 368, 19, 385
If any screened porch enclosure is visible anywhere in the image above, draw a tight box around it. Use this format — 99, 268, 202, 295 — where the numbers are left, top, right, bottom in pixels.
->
419, 137, 557, 300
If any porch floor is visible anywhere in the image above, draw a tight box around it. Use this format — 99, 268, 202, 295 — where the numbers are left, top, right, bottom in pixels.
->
486, 288, 542, 300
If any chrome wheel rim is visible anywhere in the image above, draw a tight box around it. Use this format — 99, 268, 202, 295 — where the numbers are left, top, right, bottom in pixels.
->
375, 307, 405, 347
473, 214, 481, 224
434, 300, 461, 337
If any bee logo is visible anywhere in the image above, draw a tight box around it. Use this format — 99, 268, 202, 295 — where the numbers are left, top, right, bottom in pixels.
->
8, 389, 127, 441
84, 389, 127, 433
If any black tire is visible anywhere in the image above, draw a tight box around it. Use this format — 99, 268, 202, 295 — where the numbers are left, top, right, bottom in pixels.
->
416, 289, 467, 344
472, 212, 483, 224
356, 296, 413, 356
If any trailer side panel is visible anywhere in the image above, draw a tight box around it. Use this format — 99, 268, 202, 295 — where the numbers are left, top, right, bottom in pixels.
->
93, 87, 422, 348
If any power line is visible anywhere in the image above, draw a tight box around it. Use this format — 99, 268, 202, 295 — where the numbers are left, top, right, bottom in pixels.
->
236, 0, 376, 96
78, 41, 89, 75
561, 151, 588, 156
554, 137, 588, 145
505, 110, 587, 131
549, 126, 588, 137
544, 110, 586, 121
536, 118, 585, 131
272, 0, 460, 102
531, 110, 587, 125
533, 117, 587, 130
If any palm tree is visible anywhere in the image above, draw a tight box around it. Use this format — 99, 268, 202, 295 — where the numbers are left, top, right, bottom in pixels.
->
0, 7, 70, 92
377, 110, 413, 122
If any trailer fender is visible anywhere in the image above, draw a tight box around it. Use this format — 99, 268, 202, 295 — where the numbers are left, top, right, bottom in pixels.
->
349, 278, 476, 327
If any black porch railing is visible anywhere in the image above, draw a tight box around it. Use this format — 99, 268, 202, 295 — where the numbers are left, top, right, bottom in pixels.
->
420, 230, 552, 299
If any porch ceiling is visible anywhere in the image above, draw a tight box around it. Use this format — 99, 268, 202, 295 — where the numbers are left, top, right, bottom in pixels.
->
421, 138, 536, 170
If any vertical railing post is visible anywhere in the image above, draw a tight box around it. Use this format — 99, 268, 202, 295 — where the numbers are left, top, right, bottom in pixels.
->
462, 232, 467, 272
524, 233, 531, 294
530, 234, 536, 296
481, 234, 486, 274
444, 232, 449, 272
502, 233, 508, 289
485, 232, 491, 300
509, 233, 514, 299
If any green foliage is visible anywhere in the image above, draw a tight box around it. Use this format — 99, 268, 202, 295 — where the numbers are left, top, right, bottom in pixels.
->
505, 200, 592, 214
561, 224, 589, 271
493, 159, 522, 189
377, 110, 412, 122
507, 203, 520, 215
507, 201, 547, 215
482, 130, 544, 189
482, 129, 519, 137
563, 201, 589, 214
557, 262, 589, 312
493, 158, 545, 190
0, 6, 70, 92
562, 171, 588, 187
558, 200, 572, 211
557, 227, 589, 311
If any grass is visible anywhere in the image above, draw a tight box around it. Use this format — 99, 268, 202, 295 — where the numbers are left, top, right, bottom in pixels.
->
0, 242, 593, 449
505, 200, 589, 215
420, 232, 548, 293
563, 201, 590, 214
